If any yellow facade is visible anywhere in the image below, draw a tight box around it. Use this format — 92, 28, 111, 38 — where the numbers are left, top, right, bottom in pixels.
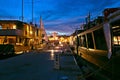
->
0, 20, 42, 52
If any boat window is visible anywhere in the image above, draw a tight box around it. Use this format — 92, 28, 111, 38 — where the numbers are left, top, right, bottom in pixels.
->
111, 21, 120, 53
81, 35, 87, 47
112, 25, 120, 45
93, 28, 107, 50
113, 36, 120, 45
79, 36, 82, 46
87, 33, 94, 49
75, 36, 79, 47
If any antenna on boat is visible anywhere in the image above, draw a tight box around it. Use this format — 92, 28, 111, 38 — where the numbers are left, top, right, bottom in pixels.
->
85, 12, 91, 29
86, 12, 91, 22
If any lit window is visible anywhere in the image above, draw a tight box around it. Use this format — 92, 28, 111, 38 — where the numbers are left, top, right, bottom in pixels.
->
30, 31, 33, 34
113, 36, 120, 45
118, 36, 120, 45
13, 25, 16, 29
112, 26, 119, 29
27, 25, 29, 31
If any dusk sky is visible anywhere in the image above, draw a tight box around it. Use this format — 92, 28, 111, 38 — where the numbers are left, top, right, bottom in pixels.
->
0, 0, 120, 35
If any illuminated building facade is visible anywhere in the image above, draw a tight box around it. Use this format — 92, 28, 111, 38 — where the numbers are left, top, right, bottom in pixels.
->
0, 20, 41, 52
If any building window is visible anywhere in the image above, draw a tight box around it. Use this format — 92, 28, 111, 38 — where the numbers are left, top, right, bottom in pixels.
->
87, 33, 94, 49
42, 34, 44, 37
13, 25, 16, 29
0, 25, 2, 29
8, 38, 15, 44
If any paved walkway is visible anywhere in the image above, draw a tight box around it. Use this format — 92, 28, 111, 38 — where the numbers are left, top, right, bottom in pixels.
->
0, 49, 85, 80
58, 52, 85, 80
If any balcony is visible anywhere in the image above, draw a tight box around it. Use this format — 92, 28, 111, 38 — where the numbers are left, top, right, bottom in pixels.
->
0, 29, 23, 36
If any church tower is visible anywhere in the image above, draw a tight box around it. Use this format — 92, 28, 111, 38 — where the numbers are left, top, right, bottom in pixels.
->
40, 16, 48, 43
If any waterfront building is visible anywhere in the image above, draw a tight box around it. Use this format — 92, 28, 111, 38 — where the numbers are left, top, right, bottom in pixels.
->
0, 20, 41, 53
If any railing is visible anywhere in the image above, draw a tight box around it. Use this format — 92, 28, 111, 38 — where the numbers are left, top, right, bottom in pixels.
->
0, 29, 23, 36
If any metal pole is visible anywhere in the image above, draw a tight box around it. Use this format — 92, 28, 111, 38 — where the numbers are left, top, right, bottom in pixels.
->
76, 29, 79, 55
22, 0, 24, 21
77, 34, 79, 55
32, 0, 33, 23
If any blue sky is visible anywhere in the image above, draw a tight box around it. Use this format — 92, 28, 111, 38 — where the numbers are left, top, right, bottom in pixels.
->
0, 0, 120, 35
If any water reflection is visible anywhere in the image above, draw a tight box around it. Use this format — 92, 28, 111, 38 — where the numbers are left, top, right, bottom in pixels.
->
50, 50, 54, 60
48, 49, 62, 60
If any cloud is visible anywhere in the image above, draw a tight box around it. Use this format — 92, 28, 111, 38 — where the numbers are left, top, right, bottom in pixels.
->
44, 16, 85, 35
0, 0, 120, 35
